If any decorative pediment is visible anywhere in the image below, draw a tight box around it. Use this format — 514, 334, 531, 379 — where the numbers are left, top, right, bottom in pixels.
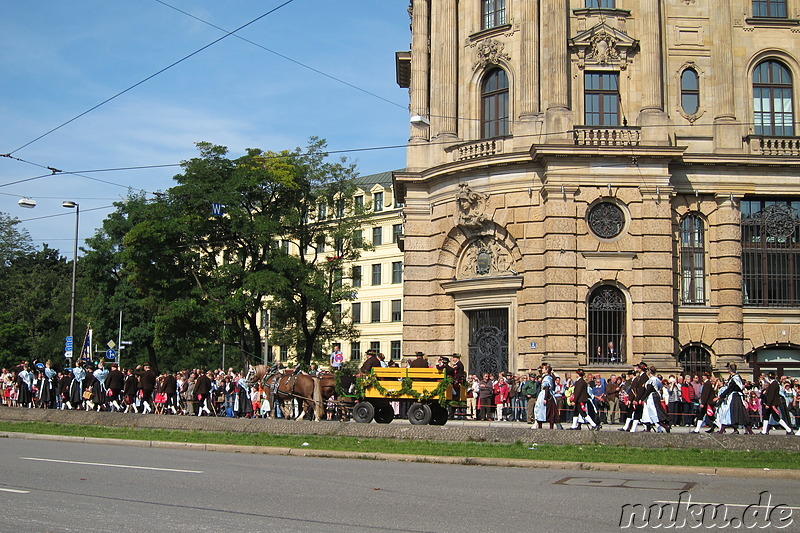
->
569, 23, 639, 70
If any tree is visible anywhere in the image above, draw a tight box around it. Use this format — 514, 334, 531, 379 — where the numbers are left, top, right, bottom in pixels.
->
0, 212, 34, 267
115, 138, 368, 369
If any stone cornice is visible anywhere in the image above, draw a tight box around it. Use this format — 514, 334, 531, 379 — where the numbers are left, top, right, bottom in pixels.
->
531, 144, 686, 161
679, 154, 800, 168
441, 275, 523, 296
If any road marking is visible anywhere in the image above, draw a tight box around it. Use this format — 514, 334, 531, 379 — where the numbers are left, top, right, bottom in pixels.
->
654, 500, 800, 510
21, 457, 203, 474
0, 488, 30, 494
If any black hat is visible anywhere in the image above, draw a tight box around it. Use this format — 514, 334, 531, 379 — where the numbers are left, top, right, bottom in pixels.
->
366, 349, 377, 356
414, 351, 425, 357
440, 357, 450, 363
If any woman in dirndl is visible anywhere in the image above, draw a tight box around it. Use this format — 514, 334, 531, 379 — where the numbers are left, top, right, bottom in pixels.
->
715, 363, 753, 434
640, 366, 671, 433
534, 364, 559, 429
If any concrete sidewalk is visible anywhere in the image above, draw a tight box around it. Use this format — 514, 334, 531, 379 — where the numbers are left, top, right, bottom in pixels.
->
1, 406, 799, 452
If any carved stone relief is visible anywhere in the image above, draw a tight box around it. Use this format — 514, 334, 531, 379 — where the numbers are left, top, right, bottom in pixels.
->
473, 38, 511, 69
456, 183, 489, 229
458, 236, 515, 279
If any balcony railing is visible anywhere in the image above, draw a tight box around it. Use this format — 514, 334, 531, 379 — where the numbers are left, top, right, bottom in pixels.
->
746, 135, 800, 156
453, 139, 503, 161
574, 125, 641, 147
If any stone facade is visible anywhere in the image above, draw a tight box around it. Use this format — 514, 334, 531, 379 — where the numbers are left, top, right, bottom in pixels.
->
393, 0, 800, 378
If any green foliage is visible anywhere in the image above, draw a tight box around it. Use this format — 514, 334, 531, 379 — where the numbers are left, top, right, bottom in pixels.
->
0, 245, 72, 367
80, 137, 368, 372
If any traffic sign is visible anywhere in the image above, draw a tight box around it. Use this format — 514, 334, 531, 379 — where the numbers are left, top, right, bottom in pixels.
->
65, 336, 74, 358
105, 349, 116, 360
107, 340, 116, 349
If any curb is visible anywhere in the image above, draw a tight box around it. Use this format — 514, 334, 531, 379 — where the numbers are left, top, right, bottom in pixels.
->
2, 431, 799, 480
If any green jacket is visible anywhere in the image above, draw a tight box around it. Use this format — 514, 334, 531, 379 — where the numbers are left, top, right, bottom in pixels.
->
520, 379, 540, 398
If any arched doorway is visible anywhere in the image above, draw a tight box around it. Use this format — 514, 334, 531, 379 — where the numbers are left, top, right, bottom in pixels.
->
587, 285, 626, 365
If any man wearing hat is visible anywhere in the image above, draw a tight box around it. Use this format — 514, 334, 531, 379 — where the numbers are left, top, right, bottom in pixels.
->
106, 363, 125, 412
360, 349, 382, 375
451, 354, 465, 384
408, 351, 429, 368
620, 362, 648, 432
134, 363, 157, 414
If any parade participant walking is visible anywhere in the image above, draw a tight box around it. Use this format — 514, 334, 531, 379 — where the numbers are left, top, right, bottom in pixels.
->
641, 366, 671, 433
134, 363, 157, 414
162, 372, 179, 415
534, 364, 558, 429
105, 363, 125, 412
16, 363, 33, 408
691, 372, 716, 433
761, 372, 794, 435
91, 361, 109, 412
122, 368, 138, 413
195, 370, 213, 416
621, 363, 647, 432
716, 363, 753, 434
567, 369, 599, 430
67, 361, 86, 410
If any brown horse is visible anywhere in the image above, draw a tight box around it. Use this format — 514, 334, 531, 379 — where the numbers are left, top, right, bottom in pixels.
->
317, 372, 356, 420
247, 365, 324, 421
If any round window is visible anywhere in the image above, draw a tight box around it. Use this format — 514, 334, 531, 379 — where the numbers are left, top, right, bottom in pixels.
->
588, 202, 625, 239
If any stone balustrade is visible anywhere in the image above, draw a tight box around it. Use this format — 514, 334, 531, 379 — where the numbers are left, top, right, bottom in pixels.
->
574, 126, 641, 147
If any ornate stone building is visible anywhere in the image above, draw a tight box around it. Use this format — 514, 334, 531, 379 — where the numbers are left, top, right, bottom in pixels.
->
393, 0, 800, 379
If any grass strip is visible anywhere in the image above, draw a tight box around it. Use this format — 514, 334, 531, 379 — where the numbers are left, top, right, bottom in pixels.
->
0, 420, 797, 470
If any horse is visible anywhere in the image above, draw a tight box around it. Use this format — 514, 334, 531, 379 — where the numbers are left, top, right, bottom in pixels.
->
317, 371, 356, 421
247, 364, 324, 421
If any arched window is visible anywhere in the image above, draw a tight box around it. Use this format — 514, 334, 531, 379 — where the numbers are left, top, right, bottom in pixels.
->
678, 345, 711, 377
753, 60, 794, 137
680, 214, 705, 305
680, 68, 700, 115
482, 68, 509, 138
588, 285, 626, 365
482, 0, 506, 30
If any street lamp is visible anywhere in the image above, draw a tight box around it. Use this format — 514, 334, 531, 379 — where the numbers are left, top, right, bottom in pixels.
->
62, 201, 80, 360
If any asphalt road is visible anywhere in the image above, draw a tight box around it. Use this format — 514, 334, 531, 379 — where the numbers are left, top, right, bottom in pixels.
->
0, 437, 798, 533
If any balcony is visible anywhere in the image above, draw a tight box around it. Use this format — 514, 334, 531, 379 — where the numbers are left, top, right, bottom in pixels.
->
451, 138, 504, 161
574, 125, 641, 147
746, 135, 800, 156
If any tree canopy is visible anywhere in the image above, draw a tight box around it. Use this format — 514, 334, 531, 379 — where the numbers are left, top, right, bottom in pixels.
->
82, 138, 368, 371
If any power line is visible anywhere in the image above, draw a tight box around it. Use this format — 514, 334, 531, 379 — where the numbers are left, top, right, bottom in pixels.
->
7, 0, 297, 156
154, 0, 407, 112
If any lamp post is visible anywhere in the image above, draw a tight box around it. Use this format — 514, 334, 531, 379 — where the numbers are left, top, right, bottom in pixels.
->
18, 199, 80, 361
62, 201, 80, 358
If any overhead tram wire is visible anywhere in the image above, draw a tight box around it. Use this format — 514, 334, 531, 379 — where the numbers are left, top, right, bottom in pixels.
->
2, 117, 798, 194
153, 0, 407, 112
6, 0, 298, 156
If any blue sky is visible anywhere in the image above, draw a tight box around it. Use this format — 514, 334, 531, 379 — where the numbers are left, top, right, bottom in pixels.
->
0, 1, 410, 256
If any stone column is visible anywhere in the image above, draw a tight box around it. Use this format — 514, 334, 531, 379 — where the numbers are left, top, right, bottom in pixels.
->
542, 0, 572, 142
519, 0, 539, 119
430, 0, 458, 140
711, 0, 740, 152
636, 0, 669, 143
713, 194, 744, 367
410, 0, 430, 144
